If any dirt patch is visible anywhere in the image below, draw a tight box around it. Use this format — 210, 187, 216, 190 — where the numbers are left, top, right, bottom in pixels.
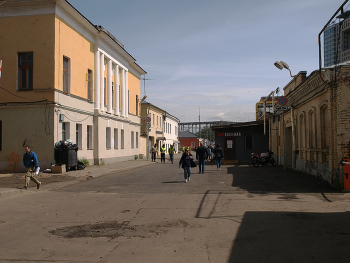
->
0, 173, 76, 189
49, 219, 194, 239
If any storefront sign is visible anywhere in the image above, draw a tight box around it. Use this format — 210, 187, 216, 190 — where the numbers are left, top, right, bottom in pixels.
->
218, 132, 241, 137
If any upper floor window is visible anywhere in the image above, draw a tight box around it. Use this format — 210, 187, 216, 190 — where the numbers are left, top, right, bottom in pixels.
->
87, 69, 93, 101
18, 52, 33, 90
63, 56, 70, 93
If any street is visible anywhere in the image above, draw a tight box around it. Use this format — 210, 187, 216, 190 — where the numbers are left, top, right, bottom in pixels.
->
1, 157, 350, 263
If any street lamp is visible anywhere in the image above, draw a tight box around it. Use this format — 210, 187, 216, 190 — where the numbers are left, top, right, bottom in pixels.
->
274, 61, 295, 78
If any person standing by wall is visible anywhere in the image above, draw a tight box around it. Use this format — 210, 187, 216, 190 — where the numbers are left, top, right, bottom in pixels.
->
213, 143, 224, 170
169, 144, 176, 164
179, 148, 193, 183
160, 144, 166, 163
22, 145, 41, 189
151, 143, 158, 162
196, 142, 207, 174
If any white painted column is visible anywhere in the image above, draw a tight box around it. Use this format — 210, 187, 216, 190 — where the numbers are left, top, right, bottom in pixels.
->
107, 59, 112, 113
121, 68, 125, 117
100, 52, 105, 111
94, 48, 100, 110
125, 71, 128, 118
114, 64, 120, 116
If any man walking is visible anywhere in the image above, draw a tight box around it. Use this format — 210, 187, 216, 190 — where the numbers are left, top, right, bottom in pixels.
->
196, 143, 207, 174
160, 144, 166, 163
23, 145, 41, 189
169, 144, 176, 164
151, 143, 158, 162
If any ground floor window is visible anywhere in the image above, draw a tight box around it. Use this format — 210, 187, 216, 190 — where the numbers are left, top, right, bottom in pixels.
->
106, 127, 111, 149
136, 132, 139, 148
62, 122, 70, 141
76, 124, 82, 149
114, 128, 118, 149
121, 129, 124, 149
87, 125, 93, 149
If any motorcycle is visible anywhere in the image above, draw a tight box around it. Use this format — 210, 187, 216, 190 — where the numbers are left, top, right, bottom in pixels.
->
251, 150, 276, 167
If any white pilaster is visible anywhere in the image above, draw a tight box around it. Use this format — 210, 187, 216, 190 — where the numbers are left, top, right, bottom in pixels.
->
114, 64, 120, 116
125, 71, 128, 118
107, 59, 112, 113
100, 52, 105, 111
94, 40, 100, 110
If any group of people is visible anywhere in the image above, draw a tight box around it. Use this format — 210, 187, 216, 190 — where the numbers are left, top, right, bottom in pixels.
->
179, 143, 224, 183
150, 143, 176, 164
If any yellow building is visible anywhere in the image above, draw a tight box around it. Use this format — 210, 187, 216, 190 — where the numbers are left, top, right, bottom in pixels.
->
0, 0, 146, 172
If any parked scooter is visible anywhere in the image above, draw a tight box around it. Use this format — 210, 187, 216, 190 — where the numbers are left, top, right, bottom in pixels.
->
251, 150, 276, 167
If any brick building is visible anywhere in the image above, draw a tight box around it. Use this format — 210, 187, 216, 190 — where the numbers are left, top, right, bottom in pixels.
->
270, 66, 350, 187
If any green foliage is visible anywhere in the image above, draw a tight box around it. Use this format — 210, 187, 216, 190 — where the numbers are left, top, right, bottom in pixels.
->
135, 155, 139, 159
79, 158, 89, 166
100, 158, 105, 165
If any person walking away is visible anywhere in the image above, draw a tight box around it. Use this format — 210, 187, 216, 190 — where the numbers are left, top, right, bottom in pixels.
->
160, 144, 166, 163
179, 148, 193, 183
169, 144, 176, 164
151, 143, 158, 162
22, 145, 41, 189
213, 143, 224, 170
206, 146, 212, 161
196, 143, 207, 174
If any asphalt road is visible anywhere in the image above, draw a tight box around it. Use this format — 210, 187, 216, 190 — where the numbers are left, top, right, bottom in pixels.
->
1, 159, 350, 263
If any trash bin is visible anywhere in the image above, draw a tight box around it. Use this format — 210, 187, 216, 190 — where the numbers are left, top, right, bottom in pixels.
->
343, 158, 350, 190
54, 141, 78, 171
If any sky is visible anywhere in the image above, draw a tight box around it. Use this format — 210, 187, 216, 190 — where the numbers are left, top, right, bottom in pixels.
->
68, 0, 348, 123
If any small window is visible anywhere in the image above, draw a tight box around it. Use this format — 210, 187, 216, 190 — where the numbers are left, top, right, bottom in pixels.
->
245, 134, 253, 150
63, 56, 70, 93
106, 127, 111, 149
62, 122, 70, 141
136, 132, 139, 148
76, 124, 82, 150
87, 125, 93, 149
131, 131, 134, 149
18, 52, 33, 90
114, 128, 118, 149
87, 69, 93, 101
121, 129, 124, 149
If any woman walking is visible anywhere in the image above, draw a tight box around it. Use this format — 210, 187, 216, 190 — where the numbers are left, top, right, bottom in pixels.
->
213, 143, 224, 170
179, 148, 193, 183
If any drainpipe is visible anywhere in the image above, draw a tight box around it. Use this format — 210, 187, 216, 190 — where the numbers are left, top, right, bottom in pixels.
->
291, 106, 295, 169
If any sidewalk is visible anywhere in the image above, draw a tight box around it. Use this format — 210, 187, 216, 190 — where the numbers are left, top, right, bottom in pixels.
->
0, 157, 157, 197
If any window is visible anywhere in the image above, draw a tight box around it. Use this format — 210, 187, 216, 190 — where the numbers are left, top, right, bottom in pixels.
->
63, 56, 70, 93
62, 122, 70, 141
87, 125, 93, 149
136, 132, 139, 148
106, 127, 111, 149
114, 128, 118, 149
308, 111, 314, 148
131, 131, 134, 149
245, 134, 253, 150
121, 129, 124, 149
87, 69, 93, 101
18, 52, 33, 90
136, 95, 139, 115
76, 124, 82, 150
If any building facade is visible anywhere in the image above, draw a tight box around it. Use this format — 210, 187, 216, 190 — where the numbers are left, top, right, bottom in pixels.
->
270, 66, 350, 188
163, 113, 180, 154
0, 0, 146, 172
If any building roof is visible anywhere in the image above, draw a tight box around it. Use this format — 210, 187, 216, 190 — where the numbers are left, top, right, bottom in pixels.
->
178, 131, 198, 138
211, 120, 266, 130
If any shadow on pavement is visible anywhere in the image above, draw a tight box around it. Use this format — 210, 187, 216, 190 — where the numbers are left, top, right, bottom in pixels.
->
228, 211, 350, 263
227, 165, 336, 194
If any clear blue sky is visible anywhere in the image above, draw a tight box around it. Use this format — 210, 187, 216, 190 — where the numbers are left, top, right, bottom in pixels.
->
68, 0, 347, 123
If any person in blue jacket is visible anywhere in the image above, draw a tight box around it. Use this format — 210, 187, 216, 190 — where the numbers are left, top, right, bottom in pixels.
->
23, 145, 41, 189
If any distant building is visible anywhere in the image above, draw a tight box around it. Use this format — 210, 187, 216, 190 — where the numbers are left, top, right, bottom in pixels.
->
324, 18, 350, 67
178, 131, 200, 151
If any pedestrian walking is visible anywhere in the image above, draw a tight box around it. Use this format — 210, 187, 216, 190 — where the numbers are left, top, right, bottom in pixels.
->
160, 144, 166, 163
179, 148, 193, 183
151, 143, 158, 162
213, 143, 224, 170
207, 145, 212, 161
169, 144, 176, 164
196, 142, 207, 174
22, 145, 41, 189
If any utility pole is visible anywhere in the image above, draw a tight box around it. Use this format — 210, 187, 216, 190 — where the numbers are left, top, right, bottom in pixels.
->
141, 78, 153, 96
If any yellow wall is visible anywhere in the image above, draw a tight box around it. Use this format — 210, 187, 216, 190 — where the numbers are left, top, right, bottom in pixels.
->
54, 15, 94, 99
0, 14, 55, 103
128, 72, 140, 116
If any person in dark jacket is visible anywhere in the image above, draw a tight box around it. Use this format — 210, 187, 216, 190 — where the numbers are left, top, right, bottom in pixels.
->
196, 143, 207, 174
179, 148, 193, 183
23, 145, 41, 189
213, 143, 224, 170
